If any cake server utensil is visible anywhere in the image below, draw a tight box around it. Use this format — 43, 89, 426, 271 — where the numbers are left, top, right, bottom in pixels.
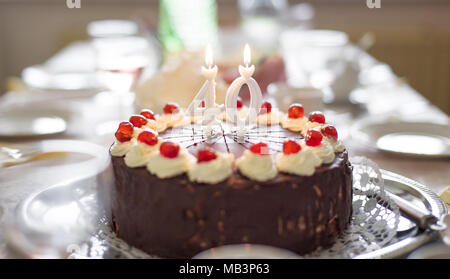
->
380, 189, 447, 232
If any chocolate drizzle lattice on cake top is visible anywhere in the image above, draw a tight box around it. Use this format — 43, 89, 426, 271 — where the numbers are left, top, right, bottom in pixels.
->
162, 121, 303, 158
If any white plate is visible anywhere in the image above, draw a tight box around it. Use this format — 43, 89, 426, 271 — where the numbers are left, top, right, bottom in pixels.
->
0, 106, 70, 137
193, 244, 301, 259
5, 140, 111, 258
21, 42, 100, 93
351, 119, 450, 158
22, 65, 101, 94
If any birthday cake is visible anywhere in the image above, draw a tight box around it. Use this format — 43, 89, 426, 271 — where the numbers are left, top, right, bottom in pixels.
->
107, 46, 352, 258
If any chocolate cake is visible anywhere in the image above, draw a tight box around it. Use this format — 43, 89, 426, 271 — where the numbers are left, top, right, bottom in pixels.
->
108, 111, 353, 258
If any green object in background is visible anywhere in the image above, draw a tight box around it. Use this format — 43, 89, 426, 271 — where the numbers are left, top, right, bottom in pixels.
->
158, 0, 218, 53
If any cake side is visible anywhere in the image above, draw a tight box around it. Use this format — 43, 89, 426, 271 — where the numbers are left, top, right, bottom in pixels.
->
111, 151, 352, 258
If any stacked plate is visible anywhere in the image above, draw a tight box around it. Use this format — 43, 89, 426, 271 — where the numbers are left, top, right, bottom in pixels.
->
352, 118, 450, 158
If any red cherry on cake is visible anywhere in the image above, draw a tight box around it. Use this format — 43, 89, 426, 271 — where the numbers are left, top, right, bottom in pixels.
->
321, 125, 338, 141
163, 102, 180, 114
197, 148, 217, 163
140, 109, 156, 120
260, 101, 272, 114
199, 100, 206, 108
308, 111, 325, 124
137, 129, 159, 146
283, 140, 301, 155
129, 115, 148, 128
249, 142, 270, 155
160, 141, 180, 158
115, 121, 133, 142
236, 96, 243, 109
305, 129, 323, 147
288, 103, 304, 119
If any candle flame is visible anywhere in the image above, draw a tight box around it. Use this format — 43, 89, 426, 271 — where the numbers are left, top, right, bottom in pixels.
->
205, 45, 213, 68
243, 44, 251, 67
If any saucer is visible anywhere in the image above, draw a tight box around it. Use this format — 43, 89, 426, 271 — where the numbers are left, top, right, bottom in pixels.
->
0, 106, 68, 138
351, 119, 450, 158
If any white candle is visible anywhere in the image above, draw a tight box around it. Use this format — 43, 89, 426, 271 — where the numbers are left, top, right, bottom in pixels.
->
225, 44, 263, 133
186, 45, 218, 118
202, 45, 217, 108
186, 45, 222, 136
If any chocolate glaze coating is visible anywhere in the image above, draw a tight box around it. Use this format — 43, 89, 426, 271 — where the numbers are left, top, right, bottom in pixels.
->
109, 123, 353, 258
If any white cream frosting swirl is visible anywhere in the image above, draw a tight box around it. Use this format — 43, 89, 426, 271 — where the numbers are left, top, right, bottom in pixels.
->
236, 150, 277, 181
301, 140, 335, 164
160, 111, 190, 128
281, 115, 308, 132
301, 121, 324, 135
188, 152, 234, 184
219, 106, 248, 122
132, 127, 144, 138
256, 109, 284, 125
302, 120, 325, 135
325, 138, 346, 152
146, 148, 195, 178
190, 114, 203, 124
276, 146, 322, 176
144, 119, 167, 133
124, 139, 162, 168
110, 138, 137, 157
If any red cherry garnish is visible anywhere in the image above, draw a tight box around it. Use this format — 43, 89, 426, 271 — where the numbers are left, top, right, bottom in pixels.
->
237, 96, 243, 109
197, 148, 217, 163
115, 121, 133, 142
308, 111, 325, 124
199, 100, 206, 108
137, 129, 159, 146
249, 142, 270, 155
159, 141, 180, 158
305, 129, 323, 147
283, 140, 301, 155
288, 103, 304, 119
129, 115, 148, 128
321, 125, 338, 141
140, 109, 156, 120
163, 102, 180, 114
260, 101, 272, 114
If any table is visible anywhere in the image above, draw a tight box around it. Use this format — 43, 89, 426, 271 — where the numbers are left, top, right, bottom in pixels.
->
0, 43, 448, 259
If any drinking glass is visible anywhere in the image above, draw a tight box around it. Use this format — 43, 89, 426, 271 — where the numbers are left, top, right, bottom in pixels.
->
93, 36, 150, 95
238, 0, 288, 52
88, 20, 153, 135
280, 29, 349, 89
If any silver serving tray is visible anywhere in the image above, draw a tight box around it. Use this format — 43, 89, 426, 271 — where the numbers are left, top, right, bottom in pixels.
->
357, 169, 447, 259
6, 167, 448, 259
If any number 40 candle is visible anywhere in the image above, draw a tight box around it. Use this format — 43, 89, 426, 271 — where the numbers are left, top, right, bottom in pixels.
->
186, 44, 263, 137
225, 44, 263, 135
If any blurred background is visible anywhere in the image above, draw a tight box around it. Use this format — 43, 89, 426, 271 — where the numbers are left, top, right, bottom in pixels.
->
0, 0, 449, 113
